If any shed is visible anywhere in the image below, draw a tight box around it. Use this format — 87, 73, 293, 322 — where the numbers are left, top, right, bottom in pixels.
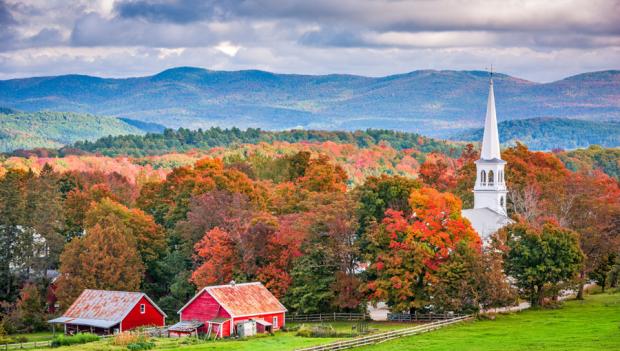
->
178, 282, 287, 338
48, 289, 166, 335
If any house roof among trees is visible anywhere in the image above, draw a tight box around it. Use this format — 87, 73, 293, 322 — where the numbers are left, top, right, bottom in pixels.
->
49, 289, 166, 327
180, 282, 287, 317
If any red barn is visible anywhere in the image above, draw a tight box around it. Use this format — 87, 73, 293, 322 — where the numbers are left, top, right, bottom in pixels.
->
177, 282, 287, 338
48, 289, 166, 335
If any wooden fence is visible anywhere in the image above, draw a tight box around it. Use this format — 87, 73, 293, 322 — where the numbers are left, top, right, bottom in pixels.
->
295, 315, 473, 351
2, 340, 52, 350
387, 312, 468, 322
288, 313, 370, 322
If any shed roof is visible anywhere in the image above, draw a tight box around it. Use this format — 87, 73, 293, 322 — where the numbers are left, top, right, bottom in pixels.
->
49, 289, 166, 327
180, 282, 287, 317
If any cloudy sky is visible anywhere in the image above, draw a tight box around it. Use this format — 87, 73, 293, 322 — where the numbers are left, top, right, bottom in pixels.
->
1, 0, 619, 81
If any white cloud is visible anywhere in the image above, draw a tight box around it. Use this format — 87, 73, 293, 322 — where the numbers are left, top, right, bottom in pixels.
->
214, 41, 241, 57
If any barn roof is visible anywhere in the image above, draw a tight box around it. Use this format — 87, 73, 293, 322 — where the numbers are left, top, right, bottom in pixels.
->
49, 289, 166, 327
179, 282, 287, 317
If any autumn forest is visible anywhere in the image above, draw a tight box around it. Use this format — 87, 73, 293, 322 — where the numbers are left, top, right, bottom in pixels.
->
0, 131, 619, 334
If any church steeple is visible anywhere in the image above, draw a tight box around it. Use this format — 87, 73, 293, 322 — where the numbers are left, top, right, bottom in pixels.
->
480, 79, 501, 160
473, 74, 508, 215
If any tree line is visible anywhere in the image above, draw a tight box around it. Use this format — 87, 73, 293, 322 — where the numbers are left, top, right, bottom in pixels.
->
0, 143, 618, 335
7, 127, 459, 158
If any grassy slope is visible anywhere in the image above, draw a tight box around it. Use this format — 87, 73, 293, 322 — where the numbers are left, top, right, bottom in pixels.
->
357, 292, 620, 351
0, 111, 144, 152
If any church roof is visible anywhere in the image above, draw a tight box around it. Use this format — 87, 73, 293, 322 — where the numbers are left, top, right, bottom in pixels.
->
462, 207, 513, 239
480, 79, 502, 160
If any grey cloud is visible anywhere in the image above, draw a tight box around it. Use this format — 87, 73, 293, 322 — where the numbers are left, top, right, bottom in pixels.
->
70, 12, 222, 47
298, 28, 375, 48
115, 0, 225, 23
0, 0, 15, 25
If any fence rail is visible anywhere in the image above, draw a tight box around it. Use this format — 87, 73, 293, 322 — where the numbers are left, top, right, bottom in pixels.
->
387, 312, 468, 322
295, 315, 473, 351
2, 340, 52, 350
288, 313, 370, 322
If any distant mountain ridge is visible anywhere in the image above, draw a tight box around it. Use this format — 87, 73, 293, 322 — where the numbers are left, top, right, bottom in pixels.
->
451, 117, 620, 150
1, 67, 619, 138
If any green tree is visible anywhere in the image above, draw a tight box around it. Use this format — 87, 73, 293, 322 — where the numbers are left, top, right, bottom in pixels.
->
354, 174, 421, 253
284, 249, 336, 313
589, 253, 617, 292
0, 170, 28, 300
502, 222, 584, 307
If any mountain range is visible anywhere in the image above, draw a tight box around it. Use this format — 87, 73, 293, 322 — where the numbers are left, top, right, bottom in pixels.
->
1, 67, 619, 138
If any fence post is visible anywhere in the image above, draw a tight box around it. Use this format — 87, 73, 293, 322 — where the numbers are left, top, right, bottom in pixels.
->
334, 312, 336, 321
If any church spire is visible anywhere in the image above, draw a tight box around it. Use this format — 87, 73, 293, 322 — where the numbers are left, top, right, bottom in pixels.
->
480, 78, 501, 160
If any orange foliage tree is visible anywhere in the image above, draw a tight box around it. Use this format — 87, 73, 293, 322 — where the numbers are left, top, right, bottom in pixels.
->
364, 187, 481, 312
56, 216, 144, 308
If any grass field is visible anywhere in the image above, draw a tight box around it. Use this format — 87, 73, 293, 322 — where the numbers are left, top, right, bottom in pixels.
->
357, 291, 620, 351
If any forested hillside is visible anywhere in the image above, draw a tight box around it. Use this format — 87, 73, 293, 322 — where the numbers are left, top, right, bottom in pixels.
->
452, 118, 620, 150
0, 111, 149, 152
63, 128, 459, 157
2, 68, 619, 137
557, 145, 620, 180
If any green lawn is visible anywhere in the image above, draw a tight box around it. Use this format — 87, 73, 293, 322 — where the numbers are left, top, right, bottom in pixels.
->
357, 291, 620, 351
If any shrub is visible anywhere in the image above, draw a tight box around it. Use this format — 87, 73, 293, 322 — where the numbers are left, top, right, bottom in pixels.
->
295, 324, 356, 338
127, 341, 155, 350
112, 331, 147, 346
51, 333, 99, 347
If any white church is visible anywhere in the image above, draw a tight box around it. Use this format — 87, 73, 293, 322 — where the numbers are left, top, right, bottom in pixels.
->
461, 77, 513, 239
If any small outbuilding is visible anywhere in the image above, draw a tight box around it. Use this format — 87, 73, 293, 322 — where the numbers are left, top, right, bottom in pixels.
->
178, 281, 287, 338
48, 289, 167, 335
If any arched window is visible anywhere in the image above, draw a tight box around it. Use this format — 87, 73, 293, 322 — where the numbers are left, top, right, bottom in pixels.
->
488, 170, 494, 185
480, 170, 486, 185
499, 170, 504, 183
500, 196, 504, 207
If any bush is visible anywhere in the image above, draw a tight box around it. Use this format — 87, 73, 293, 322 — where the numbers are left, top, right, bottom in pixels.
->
51, 333, 99, 347
295, 324, 356, 338
112, 331, 150, 346
127, 341, 155, 350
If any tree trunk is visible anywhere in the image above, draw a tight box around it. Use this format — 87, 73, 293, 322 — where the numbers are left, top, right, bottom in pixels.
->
536, 285, 545, 307
576, 270, 585, 300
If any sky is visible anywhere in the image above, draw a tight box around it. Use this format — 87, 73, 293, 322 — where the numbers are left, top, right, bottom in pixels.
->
1, 0, 619, 82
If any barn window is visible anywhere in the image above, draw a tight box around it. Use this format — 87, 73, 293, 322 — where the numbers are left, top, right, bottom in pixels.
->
140, 304, 145, 314
480, 170, 486, 185
488, 170, 494, 185
273, 316, 279, 329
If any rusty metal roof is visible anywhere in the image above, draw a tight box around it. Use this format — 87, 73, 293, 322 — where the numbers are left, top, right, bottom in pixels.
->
180, 282, 287, 317
59, 289, 166, 324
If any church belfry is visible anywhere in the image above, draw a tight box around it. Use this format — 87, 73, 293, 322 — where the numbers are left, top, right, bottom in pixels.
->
473, 77, 508, 215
